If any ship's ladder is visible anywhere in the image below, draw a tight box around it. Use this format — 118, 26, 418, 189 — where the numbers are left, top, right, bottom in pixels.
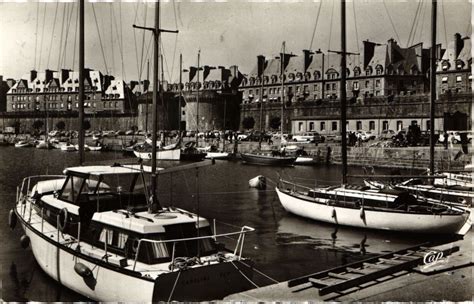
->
287, 243, 459, 296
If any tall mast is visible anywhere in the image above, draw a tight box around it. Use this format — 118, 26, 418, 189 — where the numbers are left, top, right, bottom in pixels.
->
179, 54, 182, 132
150, 0, 161, 212
196, 50, 200, 142
78, 0, 85, 165
340, 0, 348, 184
280, 42, 285, 148
259, 60, 264, 132
429, 0, 437, 175
145, 59, 150, 134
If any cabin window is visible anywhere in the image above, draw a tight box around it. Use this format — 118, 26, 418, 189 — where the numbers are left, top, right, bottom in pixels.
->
151, 239, 170, 258
59, 176, 88, 203
99, 228, 129, 249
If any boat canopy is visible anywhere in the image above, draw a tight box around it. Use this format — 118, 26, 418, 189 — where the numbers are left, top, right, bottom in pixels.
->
64, 164, 161, 177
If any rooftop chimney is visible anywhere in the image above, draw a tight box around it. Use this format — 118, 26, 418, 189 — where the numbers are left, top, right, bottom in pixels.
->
257, 55, 266, 77
454, 33, 463, 58
30, 70, 37, 82
303, 49, 314, 71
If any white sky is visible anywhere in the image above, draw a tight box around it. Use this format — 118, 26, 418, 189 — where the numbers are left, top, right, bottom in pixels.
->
0, 0, 471, 82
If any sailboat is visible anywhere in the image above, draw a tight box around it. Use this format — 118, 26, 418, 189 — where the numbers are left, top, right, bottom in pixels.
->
275, 0, 470, 235
363, 1, 473, 210
11, 1, 256, 301
241, 42, 296, 166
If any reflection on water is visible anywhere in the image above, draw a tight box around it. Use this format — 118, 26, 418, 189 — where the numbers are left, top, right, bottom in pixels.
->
0, 147, 439, 301
276, 215, 435, 255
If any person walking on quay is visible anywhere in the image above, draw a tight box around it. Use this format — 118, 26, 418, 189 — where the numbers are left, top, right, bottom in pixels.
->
444, 130, 449, 150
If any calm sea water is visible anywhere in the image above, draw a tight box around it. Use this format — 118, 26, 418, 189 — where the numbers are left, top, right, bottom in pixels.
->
0, 147, 449, 301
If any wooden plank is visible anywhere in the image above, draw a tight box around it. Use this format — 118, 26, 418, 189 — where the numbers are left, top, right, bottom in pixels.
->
346, 267, 374, 275
393, 254, 419, 260
363, 262, 389, 269
287, 242, 430, 287
379, 258, 405, 265
317, 246, 459, 296
308, 277, 329, 287
327, 272, 358, 280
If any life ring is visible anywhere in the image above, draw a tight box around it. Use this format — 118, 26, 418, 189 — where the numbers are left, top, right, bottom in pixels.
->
58, 208, 68, 232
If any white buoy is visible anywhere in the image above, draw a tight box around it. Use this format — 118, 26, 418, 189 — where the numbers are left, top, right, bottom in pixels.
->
249, 175, 266, 190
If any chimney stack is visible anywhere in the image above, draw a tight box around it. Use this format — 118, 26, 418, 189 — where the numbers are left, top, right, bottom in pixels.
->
30, 70, 37, 83
257, 55, 266, 77
454, 33, 463, 58
303, 49, 314, 71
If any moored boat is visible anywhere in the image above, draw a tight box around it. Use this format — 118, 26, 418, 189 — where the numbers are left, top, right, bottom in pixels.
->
15, 140, 32, 148
61, 143, 76, 152
11, 165, 256, 301
241, 152, 296, 166
134, 147, 181, 160
276, 181, 470, 234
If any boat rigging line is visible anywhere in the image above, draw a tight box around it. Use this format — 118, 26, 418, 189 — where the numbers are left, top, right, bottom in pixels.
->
309, 0, 323, 51
34, 1, 40, 70
382, 0, 401, 45
407, 0, 423, 47
72, 4, 79, 69
351, 0, 360, 55
91, 3, 109, 75
38, 3, 47, 70
57, 3, 67, 71
46, 2, 59, 69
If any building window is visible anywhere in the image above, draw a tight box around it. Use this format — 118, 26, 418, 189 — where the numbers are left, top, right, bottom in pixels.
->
256, 89, 259, 96
426, 120, 430, 130
441, 76, 448, 83
298, 122, 304, 132
375, 79, 380, 88
331, 121, 337, 131
382, 120, 389, 130
396, 120, 403, 131
456, 75, 462, 82
375, 91, 380, 96
309, 122, 314, 131
320, 121, 326, 131
314, 84, 318, 91
353, 81, 359, 90
365, 81, 369, 88
356, 121, 362, 130
331, 83, 336, 90
369, 121, 375, 131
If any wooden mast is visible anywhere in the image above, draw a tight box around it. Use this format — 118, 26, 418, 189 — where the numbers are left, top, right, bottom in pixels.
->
280, 42, 285, 149
78, 0, 85, 164
150, 0, 161, 212
340, 0, 348, 184
429, 0, 437, 175
179, 54, 182, 132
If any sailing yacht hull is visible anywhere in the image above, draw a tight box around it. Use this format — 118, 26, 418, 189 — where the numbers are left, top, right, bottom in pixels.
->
275, 187, 469, 234
18, 213, 155, 301
134, 148, 181, 160
16, 202, 254, 301
205, 152, 230, 160
241, 153, 296, 166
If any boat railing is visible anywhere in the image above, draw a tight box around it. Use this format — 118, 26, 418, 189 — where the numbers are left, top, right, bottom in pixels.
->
17, 175, 66, 202
279, 178, 315, 194
132, 225, 255, 271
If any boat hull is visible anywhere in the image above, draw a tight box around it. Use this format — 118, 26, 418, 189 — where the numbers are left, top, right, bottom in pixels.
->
180, 151, 206, 161
134, 148, 181, 160
205, 152, 230, 160
241, 153, 295, 166
276, 187, 469, 234
18, 215, 155, 301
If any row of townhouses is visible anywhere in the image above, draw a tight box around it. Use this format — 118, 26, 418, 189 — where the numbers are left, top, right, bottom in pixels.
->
1, 32, 471, 135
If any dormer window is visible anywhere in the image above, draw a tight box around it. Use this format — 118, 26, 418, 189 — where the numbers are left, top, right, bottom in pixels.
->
353, 67, 361, 77
249, 77, 255, 86
375, 65, 383, 75
442, 60, 450, 71
314, 71, 321, 80
296, 72, 303, 81
365, 67, 372, 76
288, 73, 295, 81
271, 75, 278, 84
263, 76, 269, 84
456, 60, 465, 70
304, 72, 311, 81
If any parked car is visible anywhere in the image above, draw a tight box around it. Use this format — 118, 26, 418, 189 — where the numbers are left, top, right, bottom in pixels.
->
248, 131, 272, 141
292, 132, 323, 143
378, 129, 396, 140
438, 130, 473, 144
125, 130, 135, 135
357, 130, 376, 141
236, 132, 250, 141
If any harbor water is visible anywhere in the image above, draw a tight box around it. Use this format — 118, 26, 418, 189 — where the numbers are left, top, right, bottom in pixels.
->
0, 147, 454, 301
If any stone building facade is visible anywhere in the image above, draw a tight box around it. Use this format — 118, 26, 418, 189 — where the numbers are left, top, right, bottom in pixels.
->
240, 34, 471, 135
6, 69, 137, 114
